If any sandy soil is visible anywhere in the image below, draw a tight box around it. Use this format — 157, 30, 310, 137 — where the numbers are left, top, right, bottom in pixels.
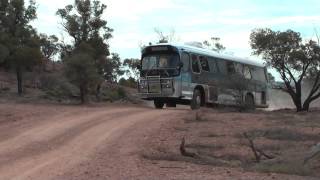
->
0, 103, 319, 180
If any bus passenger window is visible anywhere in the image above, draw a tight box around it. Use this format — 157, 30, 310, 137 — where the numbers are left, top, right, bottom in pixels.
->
192, 55, 200, 73
234, 63, 243, 75
200, 56, 210, 72
217, 60, 227, 74
252, 68, 267, 82
181, 53, 190, 72
208, 58, 218, 73
227, 62, 236, 74
243, 66, 252, 79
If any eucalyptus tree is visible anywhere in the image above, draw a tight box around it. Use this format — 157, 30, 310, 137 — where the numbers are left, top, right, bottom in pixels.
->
250, 28, 320, 111
0, 0, 42, 95
57, 0, 114, 102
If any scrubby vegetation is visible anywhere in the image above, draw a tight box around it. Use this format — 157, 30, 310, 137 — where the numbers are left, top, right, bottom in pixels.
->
0, 0, 140, 104
142, 108, 320, 178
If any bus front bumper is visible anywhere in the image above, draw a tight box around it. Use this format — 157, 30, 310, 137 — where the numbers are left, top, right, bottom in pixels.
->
138, 77, 178, 99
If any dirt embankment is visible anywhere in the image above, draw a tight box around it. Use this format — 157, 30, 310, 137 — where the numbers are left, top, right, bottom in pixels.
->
0, 102, 319, 179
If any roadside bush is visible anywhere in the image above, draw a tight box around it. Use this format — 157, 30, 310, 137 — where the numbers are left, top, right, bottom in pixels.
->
39, 73, 79, 100
118, 77, 137, 88
100, 85, 127, 102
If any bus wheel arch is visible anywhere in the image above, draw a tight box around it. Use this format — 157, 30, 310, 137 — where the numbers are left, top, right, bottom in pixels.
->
245, 93, 255, 110
191, 86, 205, 110
195, 86, 206, 106
154, 99, 165, 109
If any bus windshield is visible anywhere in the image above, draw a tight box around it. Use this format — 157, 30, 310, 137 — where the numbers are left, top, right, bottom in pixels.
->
142, 54, 180, 70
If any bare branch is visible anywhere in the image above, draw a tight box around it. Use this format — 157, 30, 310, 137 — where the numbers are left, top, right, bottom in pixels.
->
313, 27, 320, 45
305, 72, 320, 102
180, 137, 197, 158
309, 90, 320, 103
243, 133, 274, 163
284, 65, 298, 84
243, 133, 261, 163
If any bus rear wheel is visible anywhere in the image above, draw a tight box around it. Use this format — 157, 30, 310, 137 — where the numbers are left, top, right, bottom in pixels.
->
191, 89, 201, 110
154, 99, 165, 109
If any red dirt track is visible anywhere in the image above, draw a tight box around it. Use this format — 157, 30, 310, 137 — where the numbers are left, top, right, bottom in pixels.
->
0, 103, 318, 180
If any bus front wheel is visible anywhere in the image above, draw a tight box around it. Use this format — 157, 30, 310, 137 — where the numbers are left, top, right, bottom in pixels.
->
191, 89, 201, 110
154, 99, 165, 109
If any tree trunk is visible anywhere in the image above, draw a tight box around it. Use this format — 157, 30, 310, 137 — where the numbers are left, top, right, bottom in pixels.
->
302, 102, 310, 112
16, 67, 23, 96
288, 82, 304, 112
293, 96, 303, 112
296, 82, 303, 111
80, 85, 87, 104
96, 84, 101, 101
287, 92, 302, 112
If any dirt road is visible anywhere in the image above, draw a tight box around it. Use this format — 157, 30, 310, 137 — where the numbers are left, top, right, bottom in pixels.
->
1, 103, 319, 180
0, 103, 187, 180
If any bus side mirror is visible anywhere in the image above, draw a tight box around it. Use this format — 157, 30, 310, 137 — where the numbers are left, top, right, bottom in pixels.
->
177, 62, 184, 70
137, 64, 141, 70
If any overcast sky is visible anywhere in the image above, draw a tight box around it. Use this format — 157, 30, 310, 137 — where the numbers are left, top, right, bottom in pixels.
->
32, 0, 320, 60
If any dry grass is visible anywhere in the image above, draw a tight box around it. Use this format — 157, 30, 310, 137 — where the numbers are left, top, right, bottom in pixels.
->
185, 143, 224, 151
184, 112, 209, 123
142, 108, 320, 178
254, 161, 313, 177
242, 128, 320, 141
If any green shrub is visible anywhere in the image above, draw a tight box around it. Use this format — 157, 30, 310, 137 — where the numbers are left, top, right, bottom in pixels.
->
118, 77, 137, 88
101, 86, 127, 102
40, 73, 78, 100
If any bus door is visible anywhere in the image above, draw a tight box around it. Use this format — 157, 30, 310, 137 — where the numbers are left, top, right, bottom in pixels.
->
191, 54, 201, 82
180, 52, 192, 98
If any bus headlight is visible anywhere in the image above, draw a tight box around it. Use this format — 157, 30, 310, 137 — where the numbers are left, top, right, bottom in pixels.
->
161, 79, 172, 89
139, 80, 147, 89
162, 84, 172, 88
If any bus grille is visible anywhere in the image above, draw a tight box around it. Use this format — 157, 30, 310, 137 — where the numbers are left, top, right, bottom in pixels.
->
138, 76, 174, 95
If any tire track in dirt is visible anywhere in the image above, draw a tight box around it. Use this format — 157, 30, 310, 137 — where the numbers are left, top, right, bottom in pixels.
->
59, 109, 187, 180
0, 107, 140, 153
0, 108, 146, 169
0, 107, 86, 142
0, 108, 178, 180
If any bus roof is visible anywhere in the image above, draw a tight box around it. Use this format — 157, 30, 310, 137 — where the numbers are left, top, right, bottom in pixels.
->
144, 43, 265, 68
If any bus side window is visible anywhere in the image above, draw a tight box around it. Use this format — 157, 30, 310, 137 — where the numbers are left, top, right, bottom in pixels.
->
217, 59, 227, 74
199, 56, 210, 72
243, 65, 252, 80
181, 52, 190, 72
208, 58, 218, 73
226, 61, 236, 74
252, 67, 267, 82
234, 63, 243, 75
191, 54, 201, 73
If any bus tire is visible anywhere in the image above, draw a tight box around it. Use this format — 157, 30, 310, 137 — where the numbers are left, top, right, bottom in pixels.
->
191, 89, 201, 110
245, 94, 255, 110
154, 99, 165, 109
